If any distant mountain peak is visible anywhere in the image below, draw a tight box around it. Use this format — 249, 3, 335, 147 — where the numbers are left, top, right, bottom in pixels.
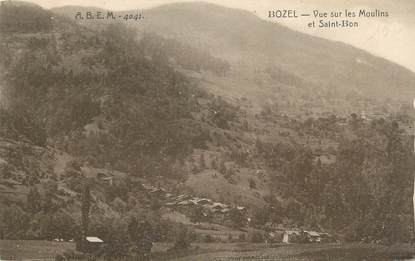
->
49, 1, 415, 109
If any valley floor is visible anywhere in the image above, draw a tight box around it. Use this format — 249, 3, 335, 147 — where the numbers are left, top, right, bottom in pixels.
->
1, 240, 414, 261
0, 240, 74, 260
167, 243, 415, 261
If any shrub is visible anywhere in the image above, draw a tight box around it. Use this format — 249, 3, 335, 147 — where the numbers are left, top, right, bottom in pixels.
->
249, 231, 264, 243
227, 233, 233, 242
61, 250, 87, 260
168, 224, 193, 253
204, 234, 214, 243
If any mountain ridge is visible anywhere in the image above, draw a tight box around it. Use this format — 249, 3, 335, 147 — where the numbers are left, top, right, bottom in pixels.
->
51, 1, 415, 116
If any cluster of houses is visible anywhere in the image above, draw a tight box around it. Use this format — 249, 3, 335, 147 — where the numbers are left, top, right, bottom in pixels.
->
141, 183, 337, 244
360, 111, 387, 121
81, 168, 337, 246
81, 167, 244, 218
281, 229, 336, 244
142, 183, 245, 216
81, 166, 127, 186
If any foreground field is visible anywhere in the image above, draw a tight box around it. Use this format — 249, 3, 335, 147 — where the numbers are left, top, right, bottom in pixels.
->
1, 240, 414, 261
169, 243, 415, 261
0, 240, 75, 260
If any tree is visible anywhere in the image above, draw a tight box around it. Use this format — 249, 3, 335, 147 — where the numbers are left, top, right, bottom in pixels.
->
252, 207, 270, 228
128, 219, 153, 259
104, 219, 129, 257
199, 154, 206, 169
379, 121, 413, 242
248, 178, 256, 190
0, 205, 30, 239
42, 180, 58, 213
169, 224, 191, 252
26, 186, 42, 213
211, 157, 218, 170
38, 212, 77, 240
228, 209, 245, 228
80, 182, 91, 249
189, 205, 204, 224
219, 160, 227, 174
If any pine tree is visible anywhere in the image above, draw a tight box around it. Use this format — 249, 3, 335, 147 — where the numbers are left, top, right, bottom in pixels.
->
211, 157, 218, 170
136, 220, 154, 260
26, 186, 41, 213
249, 178, 256, 190
80, 182, 91, 249
199, 154, 206, 169
219, 160, 226, 174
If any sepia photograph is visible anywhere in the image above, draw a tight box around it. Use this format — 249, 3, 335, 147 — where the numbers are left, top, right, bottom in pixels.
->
0, 0, 414, 260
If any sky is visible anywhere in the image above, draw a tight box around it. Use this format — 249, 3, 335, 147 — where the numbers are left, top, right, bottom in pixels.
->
10, 0, 415, 72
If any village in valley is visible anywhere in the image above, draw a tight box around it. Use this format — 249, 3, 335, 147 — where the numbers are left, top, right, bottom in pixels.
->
38, 160, 339, 247
89, 167, 338, 245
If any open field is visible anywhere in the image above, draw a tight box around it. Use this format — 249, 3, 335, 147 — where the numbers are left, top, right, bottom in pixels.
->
0, 240, 75, 260
1, 240, 414, 261
168, 243, 415, 261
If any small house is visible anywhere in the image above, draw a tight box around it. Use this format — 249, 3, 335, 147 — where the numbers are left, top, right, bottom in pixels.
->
176, 194, 191, 201
165, 202, 177, 207
149, 188, 166, 198
177, 200, 194, 206
318, 232, 337, 243
304, 230, 321, 242
76, 236, 104, 253
283, 230, 299, 243
97, 172, 113, 185
197, 198, 212, 205
267, 231, 284, 243
282, 230, 336, 244
220, 208, 231, 214
81, 167, 127, 186
191, 198, 212, 205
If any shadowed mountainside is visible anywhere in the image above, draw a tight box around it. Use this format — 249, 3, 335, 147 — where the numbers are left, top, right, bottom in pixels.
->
54, 2, 415, 116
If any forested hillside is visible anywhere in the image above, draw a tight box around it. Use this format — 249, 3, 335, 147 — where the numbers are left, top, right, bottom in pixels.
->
0, 2, 244, 247
255, 113, 414, 242
1, 4, 214, 176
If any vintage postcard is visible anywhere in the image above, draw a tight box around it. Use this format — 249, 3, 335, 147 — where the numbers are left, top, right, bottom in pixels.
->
0, 0, 414, 260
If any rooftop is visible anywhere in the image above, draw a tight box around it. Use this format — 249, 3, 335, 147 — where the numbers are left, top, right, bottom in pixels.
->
86, 236, 104, 243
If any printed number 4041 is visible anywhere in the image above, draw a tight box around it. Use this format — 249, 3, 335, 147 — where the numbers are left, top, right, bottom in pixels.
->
122, 14, 144, 21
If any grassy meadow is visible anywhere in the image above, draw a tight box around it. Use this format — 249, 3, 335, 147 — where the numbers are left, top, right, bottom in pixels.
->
2, 240, 413, 261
